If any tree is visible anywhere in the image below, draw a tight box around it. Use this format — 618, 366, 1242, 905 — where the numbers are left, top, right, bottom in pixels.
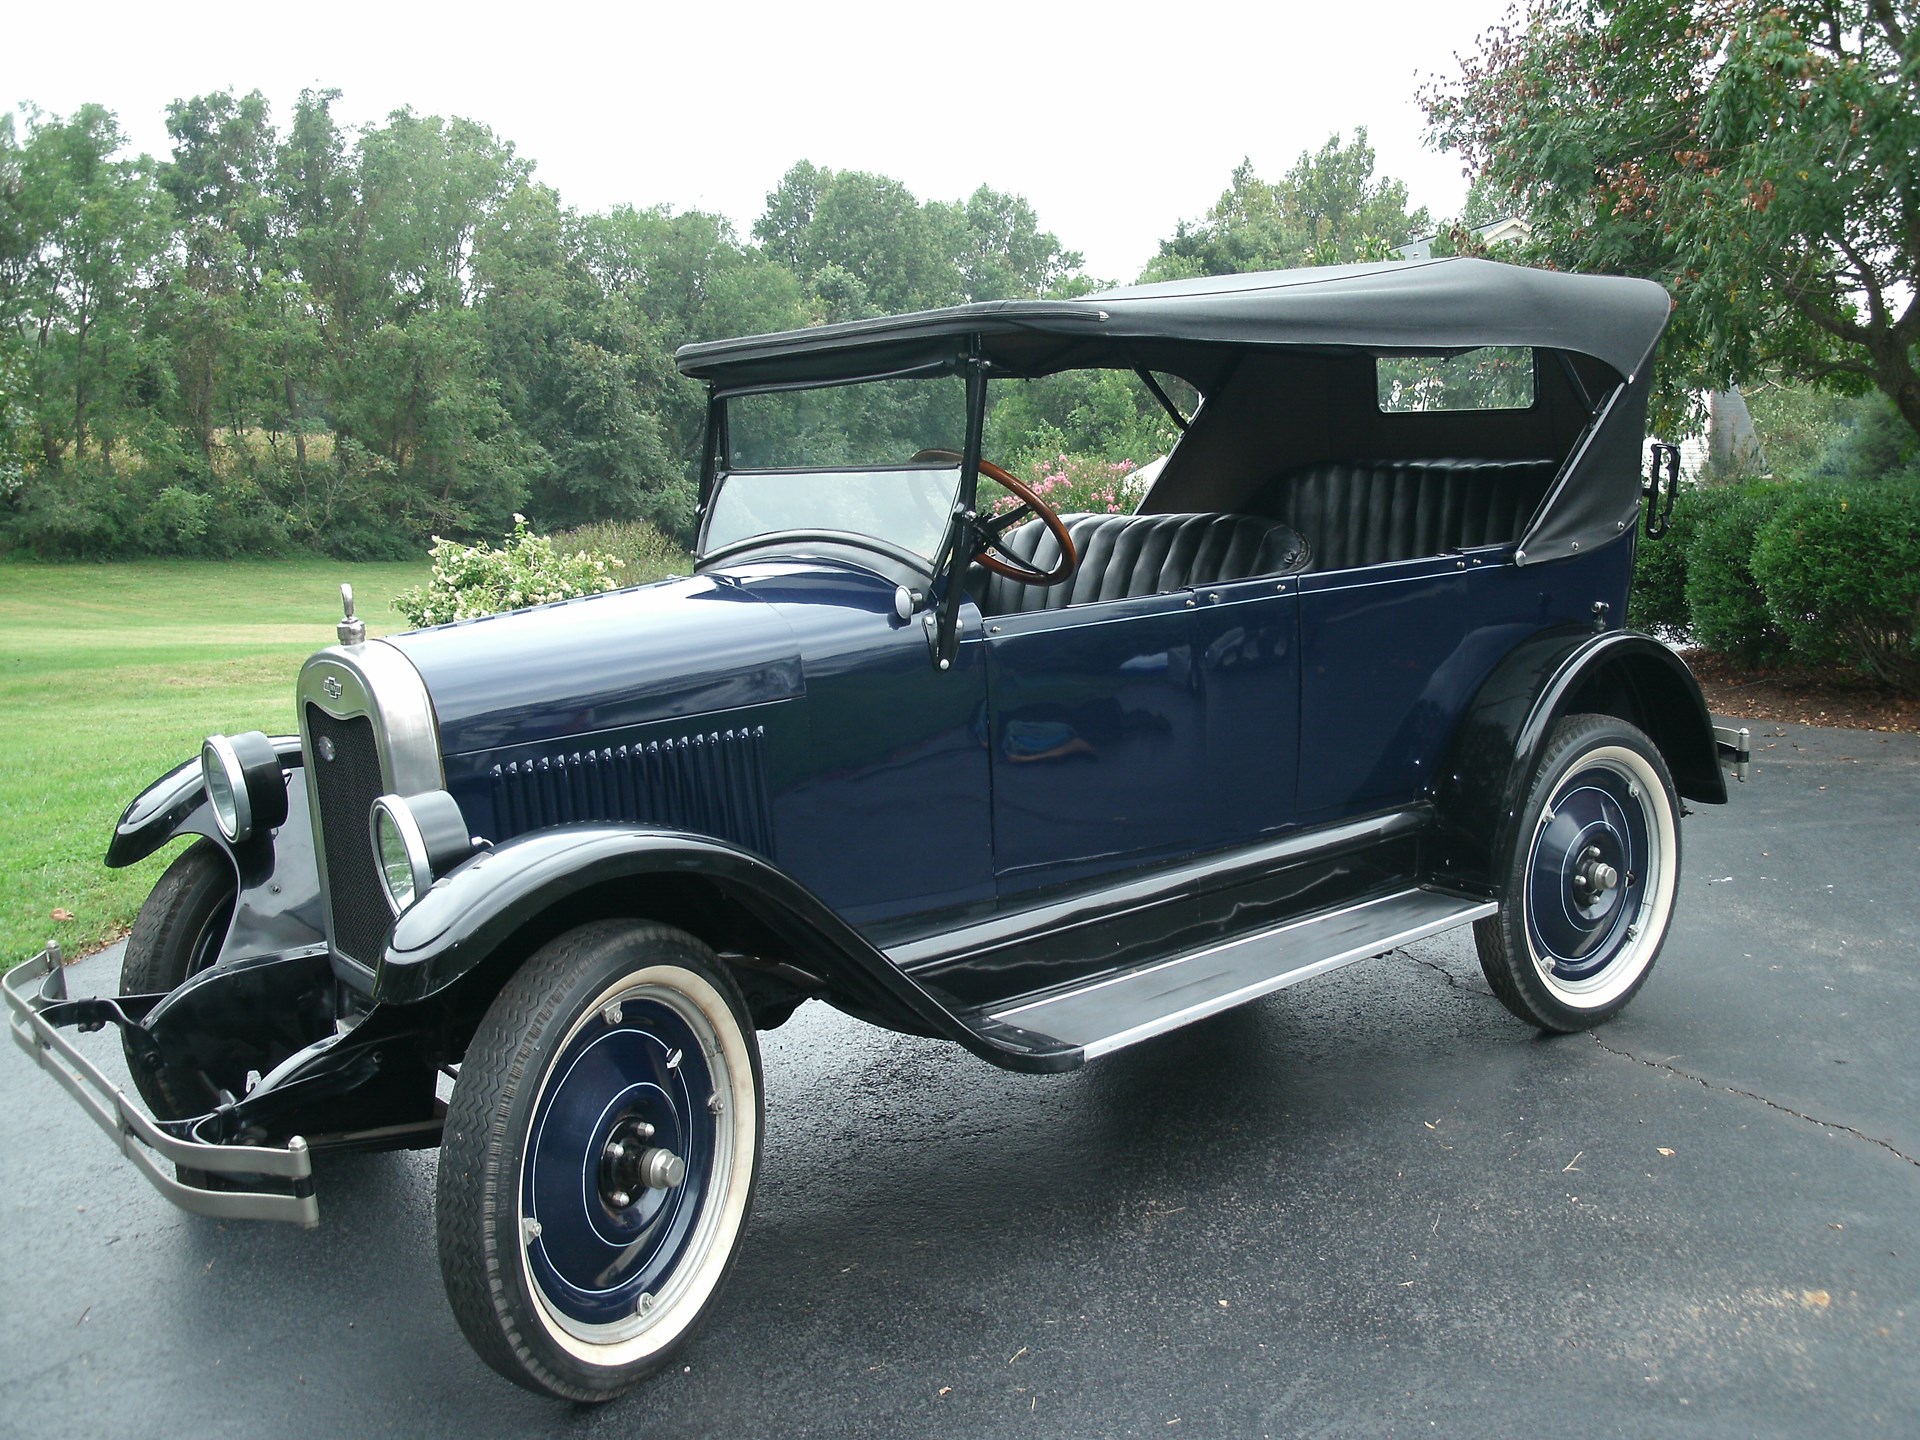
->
157, 89, 280, 462
1422, 0, 1920, 439
0, 105, 173, 473
1145, 131, 1431, 280
931, 185, 1085, 302
751, 160, 827, 273
755, 163, 1084, 314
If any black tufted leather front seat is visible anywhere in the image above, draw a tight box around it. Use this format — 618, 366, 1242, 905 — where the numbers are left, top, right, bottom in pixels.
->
974, 512, 1311, 617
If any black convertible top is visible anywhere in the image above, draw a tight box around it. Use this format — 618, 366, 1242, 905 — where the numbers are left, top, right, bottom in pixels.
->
674, 258, 1673, 389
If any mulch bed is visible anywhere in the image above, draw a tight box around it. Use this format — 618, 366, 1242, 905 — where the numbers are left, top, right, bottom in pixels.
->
1682, 648, 1920, 734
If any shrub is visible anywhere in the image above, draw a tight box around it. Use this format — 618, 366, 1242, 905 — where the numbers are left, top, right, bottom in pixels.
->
1805, 393, 1920, 485
983, 452, 1149, 518
1626, 486, 1699, 636
1684, 483, 1790, 665
392, 515, 627, 628
141, 485, 213, 550
552, 519, 687, 584
6, 463, 151, 557
1752, 478, 1920, 693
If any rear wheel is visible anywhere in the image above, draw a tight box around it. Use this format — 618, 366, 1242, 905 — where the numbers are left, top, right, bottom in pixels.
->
119, 839, 235, 1119
437, 921, 762, 1402
1476, 713, 1680, 1032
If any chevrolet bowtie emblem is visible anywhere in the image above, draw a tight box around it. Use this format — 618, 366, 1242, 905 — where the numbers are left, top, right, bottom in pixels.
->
323, 675, 344, 700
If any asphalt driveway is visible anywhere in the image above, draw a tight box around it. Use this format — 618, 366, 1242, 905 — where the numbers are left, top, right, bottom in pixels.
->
2, 721, 1914, 1438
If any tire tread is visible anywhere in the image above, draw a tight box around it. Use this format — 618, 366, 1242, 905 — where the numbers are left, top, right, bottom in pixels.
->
1474, 712, 1680, 1033
437, 920, 758, 1402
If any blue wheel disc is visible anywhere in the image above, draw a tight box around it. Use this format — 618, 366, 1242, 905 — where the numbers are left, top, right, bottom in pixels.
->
1524, 761, 1650, 986
522, 993, 716, 1332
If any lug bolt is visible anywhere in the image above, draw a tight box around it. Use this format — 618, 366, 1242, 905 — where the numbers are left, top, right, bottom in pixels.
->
636, 1292, 655, 1316
609, 1189, 632, 1209
603, 1002, 623, 1026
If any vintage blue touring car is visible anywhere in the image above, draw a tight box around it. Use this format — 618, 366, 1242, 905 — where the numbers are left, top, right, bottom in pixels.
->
7, 258, 1747, 1400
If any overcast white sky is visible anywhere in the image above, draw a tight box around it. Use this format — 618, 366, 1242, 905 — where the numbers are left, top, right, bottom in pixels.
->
3, 0, 1515, 282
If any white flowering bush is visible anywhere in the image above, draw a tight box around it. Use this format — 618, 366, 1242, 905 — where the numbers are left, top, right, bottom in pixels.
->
393, 515, 626, 627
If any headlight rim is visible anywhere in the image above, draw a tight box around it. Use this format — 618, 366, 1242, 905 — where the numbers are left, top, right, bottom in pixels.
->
201, 734, 252, 843
370, 793, 434, 915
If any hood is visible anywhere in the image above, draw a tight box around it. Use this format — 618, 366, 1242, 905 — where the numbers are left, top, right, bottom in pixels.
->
383, 573, 804, 758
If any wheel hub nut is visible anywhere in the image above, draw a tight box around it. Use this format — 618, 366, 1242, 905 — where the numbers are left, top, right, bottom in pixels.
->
601, 1118, 685, 1208
1571, 844, 1619, 900
640, 1147, 687, 1190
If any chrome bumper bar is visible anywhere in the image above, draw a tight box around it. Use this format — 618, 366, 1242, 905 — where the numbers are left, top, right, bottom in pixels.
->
4, 943, 318, 1227
1713, 723, 1751, 783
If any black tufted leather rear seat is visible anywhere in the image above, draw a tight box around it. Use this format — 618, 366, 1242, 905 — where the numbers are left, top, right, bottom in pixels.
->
974, 512, 1311, 617
1261, 458, 1558, 572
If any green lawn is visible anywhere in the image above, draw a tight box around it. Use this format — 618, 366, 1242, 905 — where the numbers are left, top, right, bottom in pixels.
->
0, 558, 429, 968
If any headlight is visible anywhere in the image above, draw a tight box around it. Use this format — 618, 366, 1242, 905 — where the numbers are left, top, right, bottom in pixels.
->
369, 791, 473, 914
201, 732, 288, 843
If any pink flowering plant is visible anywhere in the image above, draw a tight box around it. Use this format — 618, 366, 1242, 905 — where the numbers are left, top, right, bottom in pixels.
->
981, 452, 1149, 520
393, 514, 626, 627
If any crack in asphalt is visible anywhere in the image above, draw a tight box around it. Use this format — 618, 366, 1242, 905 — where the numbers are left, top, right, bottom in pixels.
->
1397, 949, 1918, 1170
1587, 1033, 1920, 1169
1400, 950, 1492, 996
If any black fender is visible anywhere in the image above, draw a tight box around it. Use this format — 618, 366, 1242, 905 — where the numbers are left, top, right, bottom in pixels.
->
105, 737, 327, 963
377, 825, 1079, 1072
1434, 628, 1725, 894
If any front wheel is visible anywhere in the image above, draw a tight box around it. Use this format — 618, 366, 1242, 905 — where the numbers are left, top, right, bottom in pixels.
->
1475, 713, 1681, 1032
119, 839, 236, 1119
437, 921, 762, 1402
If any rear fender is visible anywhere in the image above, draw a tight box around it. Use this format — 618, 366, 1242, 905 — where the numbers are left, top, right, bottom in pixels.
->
105, 737, 326, 964
376, 826, 1069, 1070
1435, 629, 1725, 893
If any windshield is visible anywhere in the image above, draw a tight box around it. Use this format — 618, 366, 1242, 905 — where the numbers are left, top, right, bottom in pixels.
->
706, 375, 968, 563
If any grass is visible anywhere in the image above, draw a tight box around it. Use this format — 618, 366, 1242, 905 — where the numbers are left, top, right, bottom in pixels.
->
0, 557, 429, 969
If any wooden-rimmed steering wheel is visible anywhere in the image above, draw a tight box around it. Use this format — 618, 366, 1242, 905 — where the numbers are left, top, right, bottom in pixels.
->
913, 449, 1077, 587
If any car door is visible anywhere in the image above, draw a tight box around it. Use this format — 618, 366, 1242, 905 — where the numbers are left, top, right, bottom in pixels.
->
1188, 573, 1301, 843
983, 590, 1207, 891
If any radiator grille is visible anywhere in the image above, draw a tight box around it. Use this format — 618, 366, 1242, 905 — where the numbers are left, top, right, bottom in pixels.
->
489, 727, 773, 855
306, 706, 391, 967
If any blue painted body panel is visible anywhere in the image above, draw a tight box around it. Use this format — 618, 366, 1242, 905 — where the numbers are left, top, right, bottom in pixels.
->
1294, 540, 1631, 821
385, 575, 803, 758
384, 534, 1632, 945
396, 562, 995, 931
1191, 576, 1301, 843
984, 590, 1203, 882
730, 564, 995, 925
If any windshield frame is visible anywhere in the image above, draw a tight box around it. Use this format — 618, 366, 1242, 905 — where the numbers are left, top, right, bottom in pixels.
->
695, 352, 988, 590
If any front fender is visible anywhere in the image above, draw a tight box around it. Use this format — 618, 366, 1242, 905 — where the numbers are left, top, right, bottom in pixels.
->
105, 737, 326, 963
378, 826, 1078, 1072
1435, 629, 1725, 894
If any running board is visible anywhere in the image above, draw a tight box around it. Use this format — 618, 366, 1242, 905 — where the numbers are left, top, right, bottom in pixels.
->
982, 888, 1495, 1061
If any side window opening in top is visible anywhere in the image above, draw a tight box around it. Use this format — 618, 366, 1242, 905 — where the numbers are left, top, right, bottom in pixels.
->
1376, 347, 1536, 413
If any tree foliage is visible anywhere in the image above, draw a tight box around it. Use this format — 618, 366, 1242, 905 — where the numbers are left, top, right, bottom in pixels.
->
1422, 0, 1920, 439
1145, 131, 1431, 280
1, 93, 1109, 558
2, 89, 1447, 561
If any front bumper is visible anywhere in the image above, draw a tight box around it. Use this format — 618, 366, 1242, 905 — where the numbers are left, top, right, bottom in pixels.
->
4, 943, 318, 1227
